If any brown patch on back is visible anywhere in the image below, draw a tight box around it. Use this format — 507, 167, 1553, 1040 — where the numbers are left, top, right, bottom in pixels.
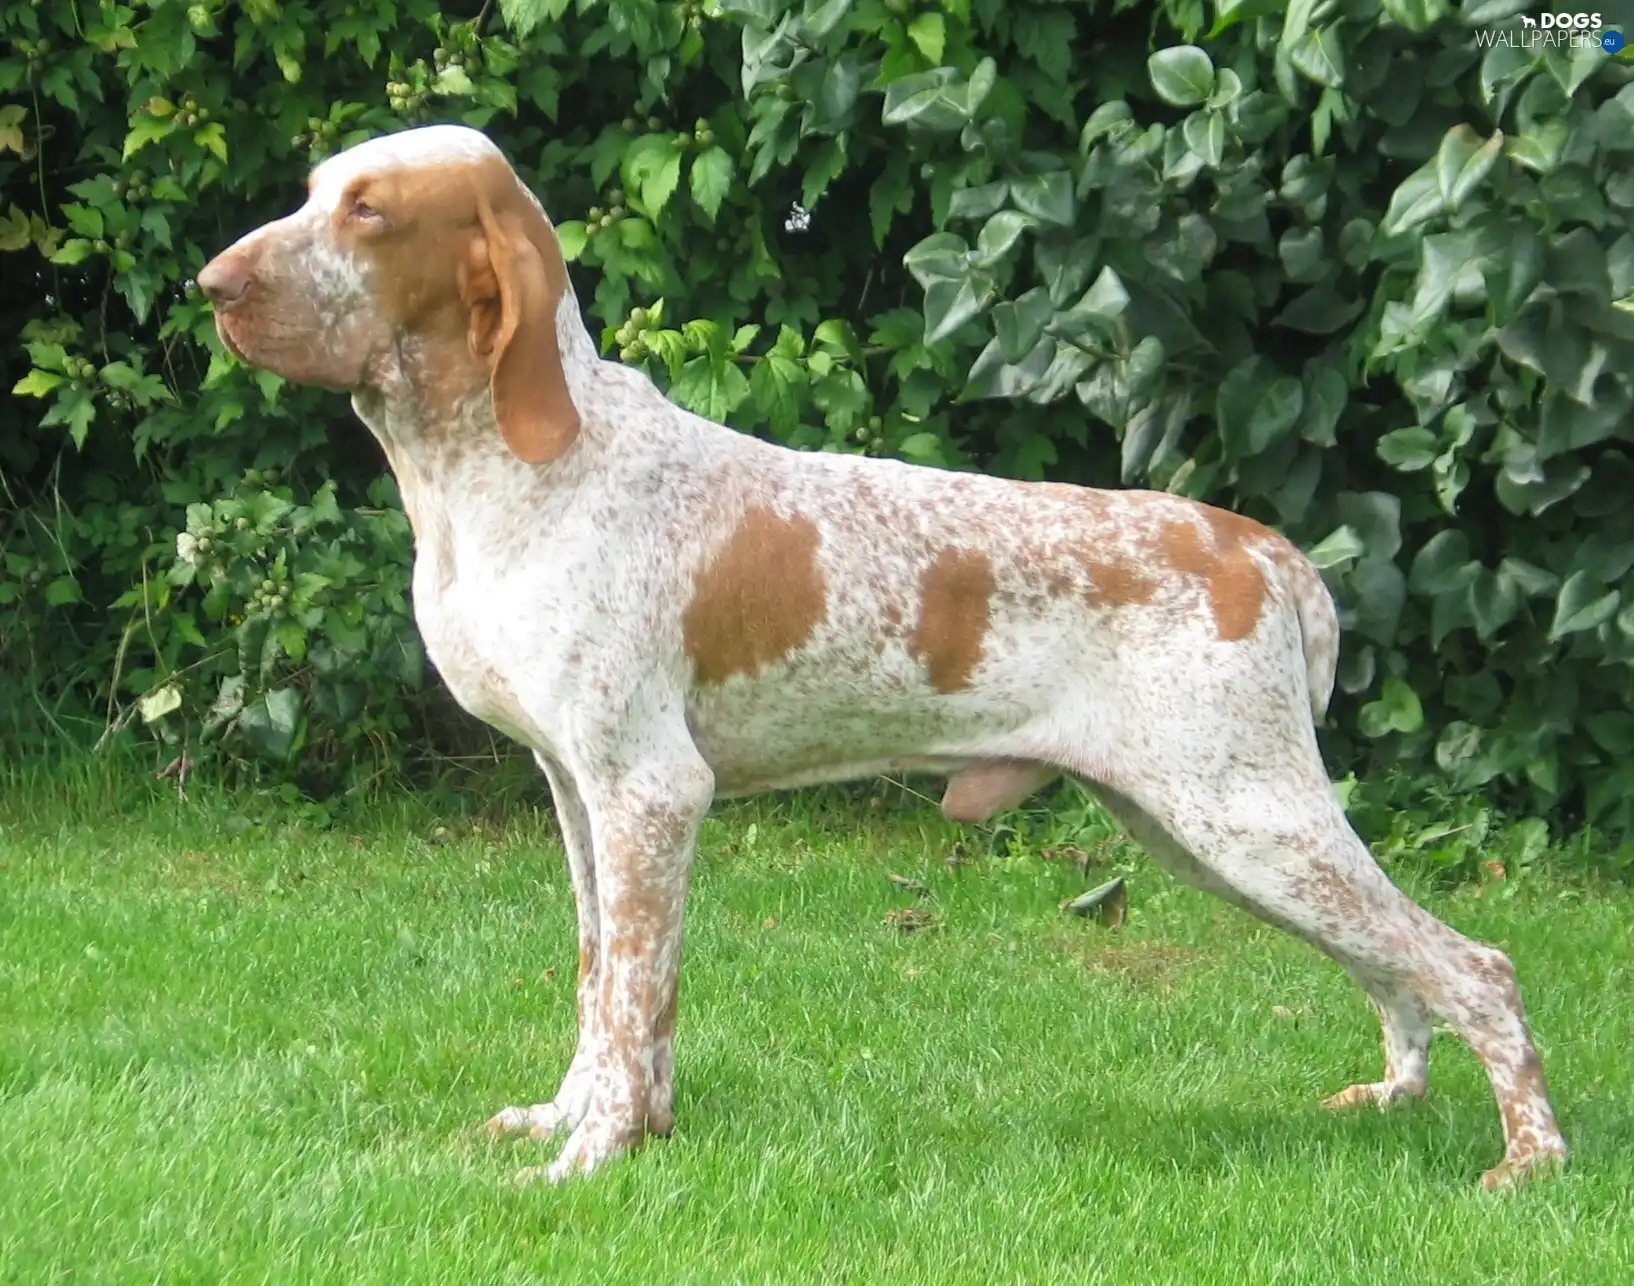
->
910, 548, 995, 693
1084, 559, 1159, 608
684, 507, 828, 685
1155, 506, 1273, 641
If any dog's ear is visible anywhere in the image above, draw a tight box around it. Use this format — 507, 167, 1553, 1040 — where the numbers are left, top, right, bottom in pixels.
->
468, 191, 581, 464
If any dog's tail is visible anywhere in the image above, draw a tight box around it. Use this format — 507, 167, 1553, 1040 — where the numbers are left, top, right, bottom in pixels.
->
1280, 546, 1339, 723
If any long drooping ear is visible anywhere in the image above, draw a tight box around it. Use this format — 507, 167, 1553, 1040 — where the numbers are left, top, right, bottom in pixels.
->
472, 189, 581, 464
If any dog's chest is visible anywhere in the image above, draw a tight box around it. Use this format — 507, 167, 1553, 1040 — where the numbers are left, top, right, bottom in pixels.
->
410, 547, 546, 749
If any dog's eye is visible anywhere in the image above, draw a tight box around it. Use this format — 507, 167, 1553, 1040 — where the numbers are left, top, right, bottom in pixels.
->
350, 201, 386, 226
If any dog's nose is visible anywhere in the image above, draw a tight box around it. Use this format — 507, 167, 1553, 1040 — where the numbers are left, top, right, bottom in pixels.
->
197, 253, 251, 306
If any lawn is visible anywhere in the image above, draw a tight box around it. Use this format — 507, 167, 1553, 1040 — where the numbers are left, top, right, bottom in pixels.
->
1, 771, 1631, 1284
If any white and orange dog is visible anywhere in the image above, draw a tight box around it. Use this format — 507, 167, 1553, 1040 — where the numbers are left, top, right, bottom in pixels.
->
199, 125, 1566, 1189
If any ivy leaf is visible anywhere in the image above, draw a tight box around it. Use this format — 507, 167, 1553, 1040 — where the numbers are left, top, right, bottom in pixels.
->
1433, 124, 1503, 211
1469, 566, 1522, 640
1409, 529, 1476, 595
1549, 570, 1620, 640
923, 274, 992, 343
1054, 266, 1129, 333
1379, 0, 1448, 36
1288, 26, 1345, 89
1358, 676, 1425, 738
973, 210, 1034, 267
1306, 524, 1367, 570
992, 288, 1053, 363
1377, 426, 1440, 471
1182, 110, 1226, 167
1349, 556, 1407, 645
689, 146, 734, 222
1148, 46, 1216, 107
1380, 160, 1442, 238
1207, 0, 1287, 39
1009, 171, 1075, 226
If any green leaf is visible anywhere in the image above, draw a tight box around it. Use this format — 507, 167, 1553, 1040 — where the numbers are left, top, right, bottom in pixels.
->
1182, 110, 1225, 167
974, 210, 1033, 266
869, 154, 914, 247
1148, 46, 1216, 107
1469, 567, 1522, 640
1247, 377, 1303, 455
903, 231, 969, 287
897, 431, 947, 465
749, 351, 805, 435
1299, 366, 1348, 445
556, 220, 588, 262
906, 12, 945, 63
138, 683, 183, 724
1377, 426, 1440, 471
1056, 266, 1129, 332
1350, 556, 1407, 645
1306, 524, 1367, 569
992, 288, 1053, 363
623, 136, 687, 218
51, 239, 95, 266
1009, 171, 1075, 226
44, 576, 82, 606
1380, 161, 1442, 238
1587, 712, 1634, 757
1549, 570, 1619, 639
1380, 0, 1449, 35
1434, 124, 1502, 211
236, 687, 306, 763
1409, 529, 1476, 595
1207, 0, 1286, 39
1506, 118, 1570, 175
1079, 101, 1133, 151
689, 146, 734, 222
949, 181, 1009, 222
12, 369, 64, 397
1288, 27, 1345, 89
923, 275, 992, 343
1358, 676, 1425, 738
672, 354, 753, 423
122, 115, 173, 160
62, 204, 104, 239
195, 121, 228, 163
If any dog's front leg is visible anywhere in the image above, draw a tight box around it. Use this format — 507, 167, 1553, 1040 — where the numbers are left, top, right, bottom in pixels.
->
488, 752, 602, 1144
540, 745, 713, 1183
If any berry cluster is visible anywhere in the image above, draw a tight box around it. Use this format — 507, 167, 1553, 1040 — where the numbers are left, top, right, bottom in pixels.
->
247, 575, 292, 620
384, 71, 430, 117
291, 115, 344, 153
172, 93, 211, 127
585, 186, 628, 238
15, 36, 49, 79
112, 170, 154, 203
613, 306, 654, 363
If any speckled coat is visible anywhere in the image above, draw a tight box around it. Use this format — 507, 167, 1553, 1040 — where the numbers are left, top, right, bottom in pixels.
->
197, 125, 1567, 1190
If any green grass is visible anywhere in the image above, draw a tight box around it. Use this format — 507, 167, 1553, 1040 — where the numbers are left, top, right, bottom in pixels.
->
1, 773, 1631, 1284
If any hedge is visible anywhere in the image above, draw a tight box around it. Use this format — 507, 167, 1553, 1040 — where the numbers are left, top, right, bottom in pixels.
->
3, 0, 1634, 834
